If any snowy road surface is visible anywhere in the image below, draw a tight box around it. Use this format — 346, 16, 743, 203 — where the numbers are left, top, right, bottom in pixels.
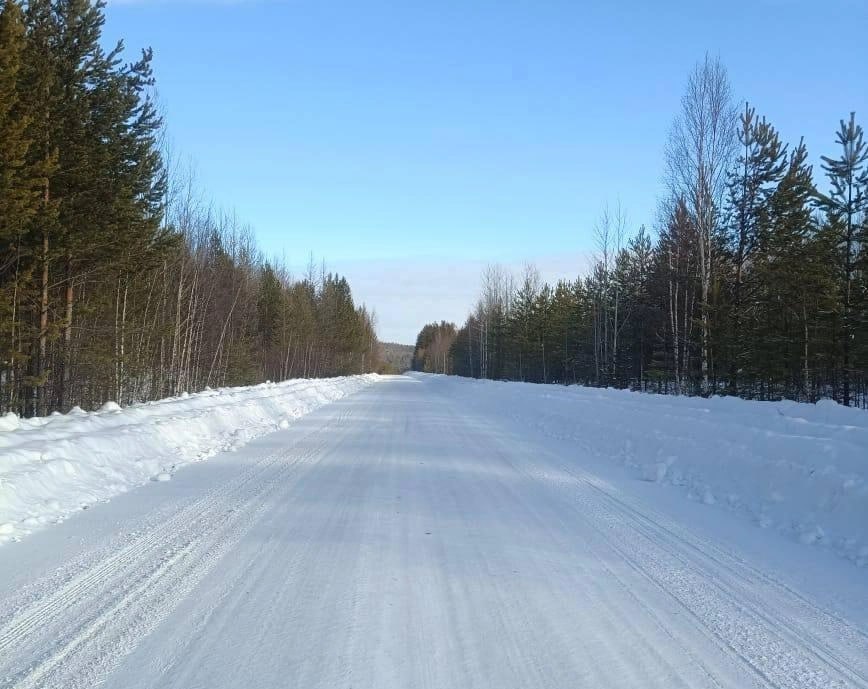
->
1, 374, 867, 688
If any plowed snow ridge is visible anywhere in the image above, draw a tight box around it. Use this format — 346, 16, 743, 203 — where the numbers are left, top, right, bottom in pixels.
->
0, 374, 378, 543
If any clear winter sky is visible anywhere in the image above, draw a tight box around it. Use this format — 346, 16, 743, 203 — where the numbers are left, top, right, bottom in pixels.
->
105, 0, 867, 344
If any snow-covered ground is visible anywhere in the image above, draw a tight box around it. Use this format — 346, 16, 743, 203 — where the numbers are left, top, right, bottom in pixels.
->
1, 373, 866, 688
452, 376, 868, 567
0, 375, 377, 544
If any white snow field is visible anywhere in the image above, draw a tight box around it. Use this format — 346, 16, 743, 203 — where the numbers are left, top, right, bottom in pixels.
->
0, 374, 377, 544
1, 373, 867, 689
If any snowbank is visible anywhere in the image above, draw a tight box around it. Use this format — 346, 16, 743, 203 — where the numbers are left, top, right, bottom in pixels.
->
434, 376, 868, 567
0, 375, 378, 544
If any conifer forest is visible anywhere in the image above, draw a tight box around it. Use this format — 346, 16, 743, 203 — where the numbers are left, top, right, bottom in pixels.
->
0, 0, 379, 417
415, 57, 868, 408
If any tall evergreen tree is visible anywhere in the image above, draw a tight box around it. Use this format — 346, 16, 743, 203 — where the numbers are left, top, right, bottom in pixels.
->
0, 0, 40, 410
750, 141, 828, 398
20, 0, 60, 414
816, 113, 868, 406
723, 104, 787, 393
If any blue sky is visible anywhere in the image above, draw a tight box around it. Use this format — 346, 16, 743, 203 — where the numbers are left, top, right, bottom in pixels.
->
105, 0, 867, 343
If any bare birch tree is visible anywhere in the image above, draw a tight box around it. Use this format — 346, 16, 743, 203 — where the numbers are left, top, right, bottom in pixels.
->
665, 55, 737, 394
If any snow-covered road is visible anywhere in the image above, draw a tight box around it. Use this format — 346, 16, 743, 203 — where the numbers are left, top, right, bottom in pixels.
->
1, 374, 867, 688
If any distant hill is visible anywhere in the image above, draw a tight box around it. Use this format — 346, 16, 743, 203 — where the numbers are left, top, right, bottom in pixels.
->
378, 342, 414, 374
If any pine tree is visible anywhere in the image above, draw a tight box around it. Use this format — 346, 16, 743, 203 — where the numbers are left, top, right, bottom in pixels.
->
53, 0, 117, 407
20, 0, 60, 415
547, 279, 583, 384
257, 263, 283, 378
815, 113, 868, 405
750, 141, 827, 398
532, 282, 553, 384
0, 1, 34, 237
0, 0, 40, 412
619, 227, 658, 389
723, 104, 786, 393
509, 266, 540, 381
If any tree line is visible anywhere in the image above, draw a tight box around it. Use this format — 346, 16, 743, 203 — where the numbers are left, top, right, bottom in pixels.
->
0, 0, 378, 417
412, 321, 456, 375
416, 56, 868, 407
380, 341, 414, 374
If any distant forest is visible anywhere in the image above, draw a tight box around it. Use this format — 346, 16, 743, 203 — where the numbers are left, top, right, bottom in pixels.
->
415, 56, 868, 408
0, 0, 379, 417
379, 342, 413, 374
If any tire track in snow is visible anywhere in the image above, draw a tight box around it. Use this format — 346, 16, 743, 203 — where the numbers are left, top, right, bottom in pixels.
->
0, 402, 355, 642
508, 442, 868, 689
0, 408, 354, 689
448, 379, 868, 688
584, 473, 868, 679
437, 405, 727, 689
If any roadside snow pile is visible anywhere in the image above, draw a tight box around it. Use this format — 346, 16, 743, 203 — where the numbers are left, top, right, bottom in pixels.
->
0, 375, 378, 544
443, 376, 868, 567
